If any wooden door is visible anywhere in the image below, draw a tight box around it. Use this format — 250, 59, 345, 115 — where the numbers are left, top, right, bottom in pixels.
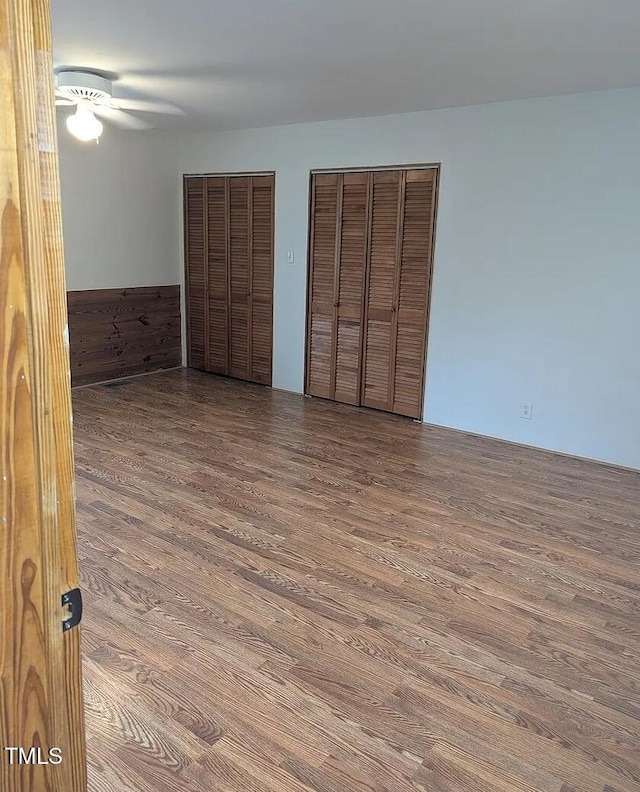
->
1, 0, 87, 789
334, 173, 368, 404
306, 173, 339, 398
306, 167, 438, 420
184, 174, 274, 384
361, 170, 403, 412
362, 169, 437, 419
184, 177, 207, 370
391, 169, 437, 418
306, 172, 368, 403
249, 175, 274, 385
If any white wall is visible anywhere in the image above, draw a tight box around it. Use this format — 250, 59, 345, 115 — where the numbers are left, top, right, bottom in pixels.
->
58, 120, 179, 291
175, 88, 640, 470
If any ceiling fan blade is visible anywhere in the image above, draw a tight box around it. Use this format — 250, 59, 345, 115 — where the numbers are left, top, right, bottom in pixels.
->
55, 98, 76, 106
110, 97, 184, 116
93, 105, 155, 131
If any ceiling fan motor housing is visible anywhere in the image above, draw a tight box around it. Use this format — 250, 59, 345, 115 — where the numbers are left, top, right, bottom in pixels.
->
56, 70, 112, 104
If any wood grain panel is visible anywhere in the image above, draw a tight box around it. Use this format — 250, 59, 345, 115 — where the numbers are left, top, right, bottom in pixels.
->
73, 369, 640, 792
2, 0, 86, 787
32, 4, 88, 786
67, 285, 182, 387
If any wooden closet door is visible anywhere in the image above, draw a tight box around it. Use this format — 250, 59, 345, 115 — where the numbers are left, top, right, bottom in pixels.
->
307, 173, 368, 403
361, 170, 403, 412
229, 177, 251, 380
361, 168, 437, 419
186, 174, 274, 384
206, 177, 229, 374
334, 172, 368, 404
306, 173, 339, 398
249, 175, 274, 385
184, 177, 207, 370
391, 169, 437, 418
307, 167, 437, 418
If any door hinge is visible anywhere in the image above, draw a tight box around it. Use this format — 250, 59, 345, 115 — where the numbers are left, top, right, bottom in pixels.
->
61, 587, 83, 632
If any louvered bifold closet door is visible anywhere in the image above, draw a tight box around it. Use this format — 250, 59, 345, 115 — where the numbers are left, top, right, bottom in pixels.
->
392, 169, 437, 417
206, 176, 229, 374
307, 167, 437, 418
361, 168, 437, 419
229, 177, 251, 380
361, 170, 403, 412
334, 172, 368, 404
249, 175, 275, 385
306, 174, 340, 398
185, 177, 207, 370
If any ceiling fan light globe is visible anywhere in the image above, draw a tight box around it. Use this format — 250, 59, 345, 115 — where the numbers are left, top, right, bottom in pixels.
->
66, 108, 103, 141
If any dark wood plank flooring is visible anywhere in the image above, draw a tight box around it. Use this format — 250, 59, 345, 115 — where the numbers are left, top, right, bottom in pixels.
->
72, 368, 640, 792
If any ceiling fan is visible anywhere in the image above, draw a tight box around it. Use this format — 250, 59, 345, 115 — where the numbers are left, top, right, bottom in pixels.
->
55, 69, 183, 142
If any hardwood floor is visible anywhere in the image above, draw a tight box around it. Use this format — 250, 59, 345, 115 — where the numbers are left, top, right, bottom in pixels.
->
72, 368, 640, 792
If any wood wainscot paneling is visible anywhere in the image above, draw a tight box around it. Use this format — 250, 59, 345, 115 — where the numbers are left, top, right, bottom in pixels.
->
67, 285, 182, 386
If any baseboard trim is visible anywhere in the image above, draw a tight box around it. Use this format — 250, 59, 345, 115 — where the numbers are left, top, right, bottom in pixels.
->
71, 365, 183, 390
422, 420, 639, 475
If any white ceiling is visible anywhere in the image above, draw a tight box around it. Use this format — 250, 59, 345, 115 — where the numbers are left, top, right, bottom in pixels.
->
52, 0, 640, 132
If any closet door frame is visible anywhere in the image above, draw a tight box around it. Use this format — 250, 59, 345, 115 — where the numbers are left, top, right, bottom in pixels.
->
183, 171, 275, 383
305, 163, 440, 420
304, 175, 314, 395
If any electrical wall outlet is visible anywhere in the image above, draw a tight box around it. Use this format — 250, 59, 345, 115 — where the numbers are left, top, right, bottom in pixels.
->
520, 401, 533, 420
